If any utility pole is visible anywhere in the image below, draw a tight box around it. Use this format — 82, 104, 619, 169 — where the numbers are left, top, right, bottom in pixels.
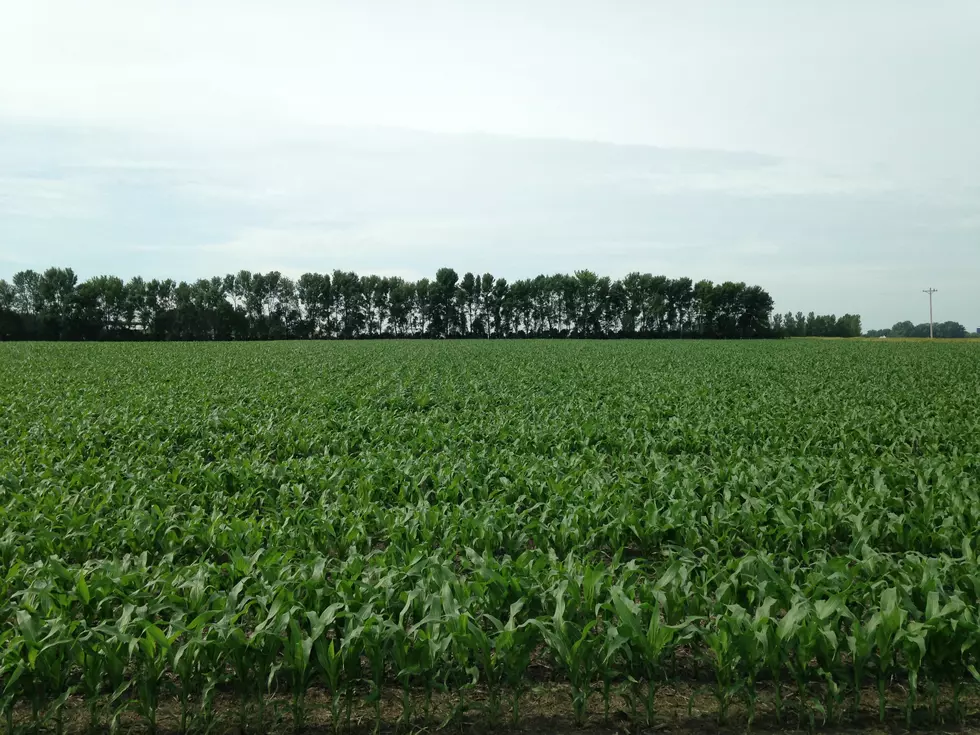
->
922, 288, 938, 338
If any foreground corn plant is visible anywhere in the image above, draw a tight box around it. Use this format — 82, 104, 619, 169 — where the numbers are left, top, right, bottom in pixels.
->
606, 585, 688, 727
533, 583, 602, 726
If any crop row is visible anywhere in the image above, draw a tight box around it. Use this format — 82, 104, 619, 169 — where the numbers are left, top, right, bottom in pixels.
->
4, 546, 980, 732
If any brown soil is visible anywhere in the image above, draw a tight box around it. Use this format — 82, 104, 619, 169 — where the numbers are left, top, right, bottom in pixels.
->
11, 681, 980, 734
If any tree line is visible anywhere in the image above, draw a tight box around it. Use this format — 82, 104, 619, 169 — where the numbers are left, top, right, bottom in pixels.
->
772, 311, 863, 338
865, 321, 970, 339
0, 266, 783, 341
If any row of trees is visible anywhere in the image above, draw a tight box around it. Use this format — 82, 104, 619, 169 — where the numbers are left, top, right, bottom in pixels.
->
772, 312, 863, 338
0, 267, 780, 341
865, 321, 970, 339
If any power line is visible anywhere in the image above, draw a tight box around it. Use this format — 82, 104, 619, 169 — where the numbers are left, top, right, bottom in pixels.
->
922, 288, 938, 338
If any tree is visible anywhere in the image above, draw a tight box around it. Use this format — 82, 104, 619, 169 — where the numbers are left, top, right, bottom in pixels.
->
12, 270, 43, 316
0, 278, 21, 339
458, 272, 477, 336
507, 279, 533, 336
0, 265, 784, 341
84, 275, 128, 336
737, 285, 774, 338
332, 271, 366, 338
34, 267, 78, 338
692, 280, 717, 337
890, 321, 914, 338
572, 270, 601, 337
935, 321, 967, 339
487, 278, 509, 337
428, 267, 459, 338
297, 272, 332, 338
795, 311, 806, 337
0, 280, 14, 312
783, 312, 796, 336
835, 314, 862, 338
475, 274, 494, 336
667, 277, 694, 336
387, 278, 414, 337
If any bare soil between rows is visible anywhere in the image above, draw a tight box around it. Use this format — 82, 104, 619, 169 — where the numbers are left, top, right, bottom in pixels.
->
12, 680, 980, 734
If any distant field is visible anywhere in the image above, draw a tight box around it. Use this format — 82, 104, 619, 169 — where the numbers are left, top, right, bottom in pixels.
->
854, 337, 980, 343
2, 340, 979, 733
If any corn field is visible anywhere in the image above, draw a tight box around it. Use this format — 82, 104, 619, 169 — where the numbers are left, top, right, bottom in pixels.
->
1, 340, 979, 733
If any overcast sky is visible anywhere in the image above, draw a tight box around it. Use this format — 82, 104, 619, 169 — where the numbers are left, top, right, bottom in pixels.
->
1, 1, 978, 329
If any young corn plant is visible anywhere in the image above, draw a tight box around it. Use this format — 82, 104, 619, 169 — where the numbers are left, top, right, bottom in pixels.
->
920, 591, 974, 723
599, 622, 629, 724
284, 615, 315, 732
449, 612, 503, 723
727, 598, 776, 728
452, 601, 538, 727
867, 587, 907, 723
12, 610, 77, 735
359, 610, 391, 735
74, 627, 108, 734
846, 616, 875, 719
213, 613, 254, 732
308, 591, 366, 732
703, 614, 742, 725
898, 619, 927, 727
340, 618, 369, 733
533, 583, 600, 726
777, 597, 847, 730
387, 618, 429, 731
607, 585, 683, 728
130, 621, 177, 735
248, 598, 291, 731
89, 622, 133, 734
775, 598, 812, 728
170, 612, 220, 734
298, 604, 344, 728
1, 626, 25, 735
414, 618, 452, 725
812, 599, 849, 728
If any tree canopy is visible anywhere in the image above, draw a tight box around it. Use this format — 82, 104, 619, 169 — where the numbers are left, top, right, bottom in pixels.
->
0, 266, 784, 341
772, 311, 863, 338
865, 321, 968, 339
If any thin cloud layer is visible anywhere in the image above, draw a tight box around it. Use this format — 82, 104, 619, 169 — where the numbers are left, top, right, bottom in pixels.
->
1, 1, 978, 329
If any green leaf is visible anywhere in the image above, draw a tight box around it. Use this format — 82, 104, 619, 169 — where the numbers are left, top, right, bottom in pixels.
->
777, 601, 807, 641
76, 572, 91, 605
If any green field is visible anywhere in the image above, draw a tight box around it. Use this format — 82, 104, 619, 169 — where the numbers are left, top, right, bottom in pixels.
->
2, 340, 979, 733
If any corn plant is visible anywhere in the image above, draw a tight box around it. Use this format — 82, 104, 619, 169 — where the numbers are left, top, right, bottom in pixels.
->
726, 598, 776, 727
170, 613, 222, 734
74, 626, 108, 733
413, 617, 453, 724
867, 587, 907, 723
534, 583, 601, 726
607, 585, 685, 727
846, 616, 875, 718
358, 609, 390, 735
12, 610, 78, 735
129, 621, 176, 735
1, 625, 24, 735
704, 614, 742, 725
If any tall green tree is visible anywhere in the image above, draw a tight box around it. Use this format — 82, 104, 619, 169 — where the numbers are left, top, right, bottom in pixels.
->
331, 271, 365, 338
428, 267, 460, 337
0, 265, 789, 341
297, 272, 332, 338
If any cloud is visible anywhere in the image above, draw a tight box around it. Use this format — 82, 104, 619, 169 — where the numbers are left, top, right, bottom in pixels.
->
0, 122, 977, 328
0, 175, 106, 219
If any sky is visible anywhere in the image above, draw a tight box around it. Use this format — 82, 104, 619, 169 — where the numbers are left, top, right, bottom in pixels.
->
1, 1, 978, 329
